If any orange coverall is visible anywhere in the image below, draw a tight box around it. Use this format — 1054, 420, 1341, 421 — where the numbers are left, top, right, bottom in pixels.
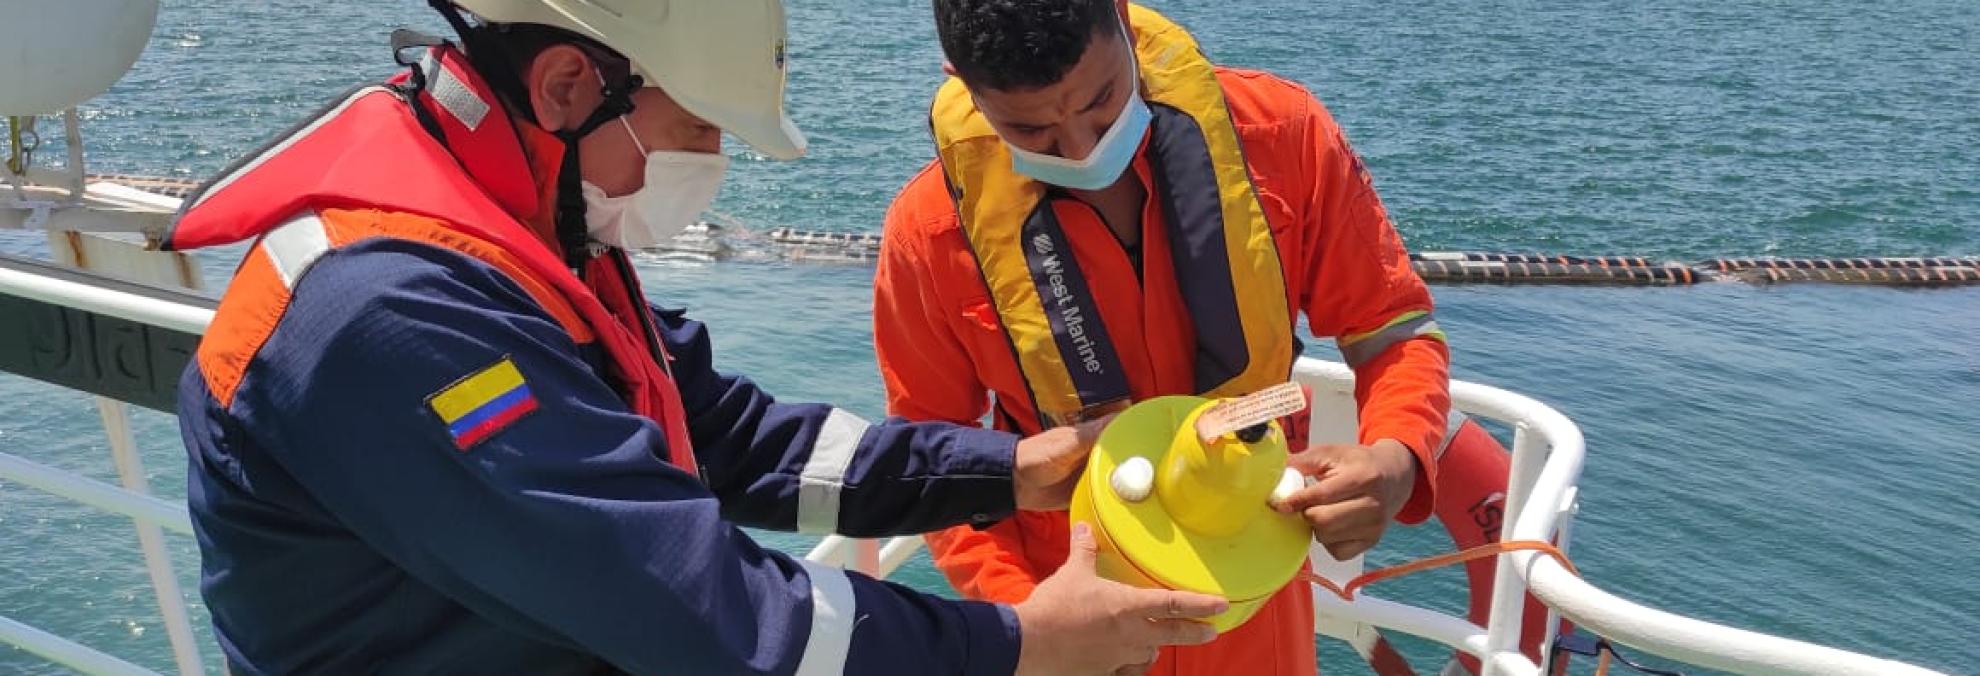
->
874, 67, 1452, 676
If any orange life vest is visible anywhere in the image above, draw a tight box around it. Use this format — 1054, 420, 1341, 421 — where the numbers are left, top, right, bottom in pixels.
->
167, 44, 699, 474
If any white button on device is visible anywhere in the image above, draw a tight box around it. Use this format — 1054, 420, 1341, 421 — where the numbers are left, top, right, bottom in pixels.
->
1269, 467, 1308, 505
1110, 456, 1155, 502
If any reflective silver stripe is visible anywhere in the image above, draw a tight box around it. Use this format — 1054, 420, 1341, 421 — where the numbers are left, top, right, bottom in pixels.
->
793, 560, 857, 676
1337, 314, 1443, 368
420, 51, 489, 131
1434, 410, 1470, 462
191, 87, 392, 210
796, 408, 870, 534
260, 213, 331, 289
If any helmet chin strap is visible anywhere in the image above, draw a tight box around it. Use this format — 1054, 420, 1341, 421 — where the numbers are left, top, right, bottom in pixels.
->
428, 0, 642, 270
552, 79, 639, 269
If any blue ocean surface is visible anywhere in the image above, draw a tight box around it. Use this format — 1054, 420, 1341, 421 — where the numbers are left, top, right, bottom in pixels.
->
2, 0, 1974, 673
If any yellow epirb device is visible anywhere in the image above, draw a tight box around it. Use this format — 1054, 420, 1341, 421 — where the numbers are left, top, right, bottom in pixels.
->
1067, 394, 1312, 633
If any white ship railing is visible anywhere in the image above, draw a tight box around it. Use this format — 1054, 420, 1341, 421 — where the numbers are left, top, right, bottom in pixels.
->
810, 366, 1944, 676
0, 245, 1947, 676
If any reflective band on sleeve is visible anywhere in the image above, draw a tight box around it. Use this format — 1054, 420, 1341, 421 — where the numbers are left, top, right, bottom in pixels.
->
793, 560, 858, 675
1338, 311, 1445, 368
796, 408, 871, 534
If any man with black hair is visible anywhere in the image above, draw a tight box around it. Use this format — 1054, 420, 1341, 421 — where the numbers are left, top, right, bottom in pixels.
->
876, 2, 1456, 674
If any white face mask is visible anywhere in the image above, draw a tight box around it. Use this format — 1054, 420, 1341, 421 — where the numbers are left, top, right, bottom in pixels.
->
582, 113, 730, 251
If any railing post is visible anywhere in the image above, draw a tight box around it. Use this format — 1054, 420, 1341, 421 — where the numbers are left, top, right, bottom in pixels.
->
96, 400, 205, 676
1482, 422, 1548, 676
63, 109, 87, 199
1537, 486, 1579, 673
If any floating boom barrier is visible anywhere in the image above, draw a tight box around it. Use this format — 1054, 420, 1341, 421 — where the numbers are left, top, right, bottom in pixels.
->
748, 228, 1979, 288
1732, 265, 1980, 286
1407, 253, 1980, 287
1408, 253, 1704, 286
9, 175, 1972, 288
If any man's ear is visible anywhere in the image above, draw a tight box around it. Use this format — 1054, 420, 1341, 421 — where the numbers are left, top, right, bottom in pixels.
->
941, 59, 959, 79
524, 44, 595, 131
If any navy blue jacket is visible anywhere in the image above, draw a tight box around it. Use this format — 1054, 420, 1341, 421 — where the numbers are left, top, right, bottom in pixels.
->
180, 238, 1023, 674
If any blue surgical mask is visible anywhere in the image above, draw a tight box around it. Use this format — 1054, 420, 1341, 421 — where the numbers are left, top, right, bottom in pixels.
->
1005, 31, 1149, 191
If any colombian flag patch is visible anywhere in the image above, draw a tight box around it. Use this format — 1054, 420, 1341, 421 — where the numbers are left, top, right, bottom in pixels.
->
427, 356, 538, 450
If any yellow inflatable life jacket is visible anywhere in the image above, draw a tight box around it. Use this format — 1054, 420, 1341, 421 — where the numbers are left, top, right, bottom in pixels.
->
930, 4, 1295, 428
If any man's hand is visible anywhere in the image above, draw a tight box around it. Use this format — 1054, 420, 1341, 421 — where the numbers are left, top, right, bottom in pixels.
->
1270, 439, 1419, 560
1013, 523, 1226, 676
1012, 416, 1111, 511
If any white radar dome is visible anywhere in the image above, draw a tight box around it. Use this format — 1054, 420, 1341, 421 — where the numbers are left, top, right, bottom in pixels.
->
0, 0, 160, 115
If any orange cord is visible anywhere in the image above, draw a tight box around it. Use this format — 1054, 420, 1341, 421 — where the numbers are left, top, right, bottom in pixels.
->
1298, 540, 1579, 603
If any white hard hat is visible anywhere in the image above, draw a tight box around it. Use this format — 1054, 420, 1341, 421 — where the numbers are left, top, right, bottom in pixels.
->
450, 0, 806, 160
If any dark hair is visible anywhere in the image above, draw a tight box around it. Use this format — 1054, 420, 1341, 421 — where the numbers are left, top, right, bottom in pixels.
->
933, 0, 1122, 91
482, 22, 634, 83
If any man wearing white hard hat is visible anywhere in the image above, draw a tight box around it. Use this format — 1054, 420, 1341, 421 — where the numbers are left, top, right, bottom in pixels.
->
167, 1, 1223, 673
